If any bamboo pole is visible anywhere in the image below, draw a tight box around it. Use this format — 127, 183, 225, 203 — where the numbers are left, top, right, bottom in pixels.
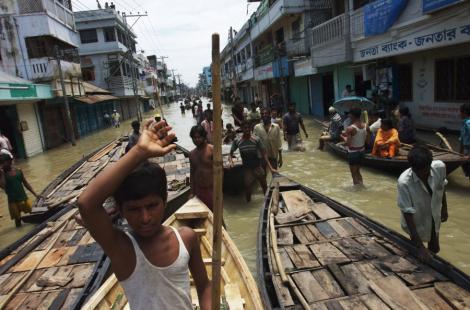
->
211, 33, 224, 310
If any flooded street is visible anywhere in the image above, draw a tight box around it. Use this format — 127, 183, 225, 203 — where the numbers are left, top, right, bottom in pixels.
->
1, 99, 469, 275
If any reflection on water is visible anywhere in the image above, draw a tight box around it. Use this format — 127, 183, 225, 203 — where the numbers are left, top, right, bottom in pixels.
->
1, 99, 469, 275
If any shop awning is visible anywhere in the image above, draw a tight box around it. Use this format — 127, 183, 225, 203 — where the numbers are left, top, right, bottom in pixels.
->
82, 81, 113, 95
0, 71, 53, 102
75, 94, 118, 104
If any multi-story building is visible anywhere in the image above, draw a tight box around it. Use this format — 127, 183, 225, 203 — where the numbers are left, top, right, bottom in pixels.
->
75, 7, 145, 123
0, 0, 82, 157
221, 0, 469, 130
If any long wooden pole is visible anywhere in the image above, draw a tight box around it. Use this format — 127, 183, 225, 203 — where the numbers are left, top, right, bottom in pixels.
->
211, 33, 224, 309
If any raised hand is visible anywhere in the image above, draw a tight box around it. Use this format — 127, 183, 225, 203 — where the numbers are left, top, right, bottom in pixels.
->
136, 119, 177, 158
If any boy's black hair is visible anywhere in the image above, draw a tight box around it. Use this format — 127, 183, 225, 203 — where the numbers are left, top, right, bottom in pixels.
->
349, 108, 362, 119
461, 103, 470, 115
190, 125, 207, 138
381, 119, 393, 129
226, 123, 233, 129
131, 121, 140, 129
408, 145, 433, 171
0, 153, 12, 164
240, 120, 251, 128
114, 162, 167, 207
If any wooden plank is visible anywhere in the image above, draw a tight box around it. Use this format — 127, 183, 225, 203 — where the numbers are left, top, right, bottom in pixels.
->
291, 271, 330, 303
284, 245, 320, 269
37, 247, 69, 269
68, 243, 103, 264
328, 219, 352, 237
292, 225, 316, 243
341, 263, 371, 294
338, 296, 369, 309
4, 292, 28, 310
309, 202, 341, 220
11, 250, 48, 272
327, 264, 360, 295
435, 282, 470, 309
369, 276, 428, 310
414, 287, 453, 310
344, 217, 369, 234
355, 262, 385, 281
67, 229, 87, 246
36, 290, 61, 310
354, 236, 391, 258
69, 263, 95, 287
275, 212, 308, 225
224, 284, 244, 310
376, 255, 418, 274
61, 288, 82, 309
15, 291, 48, 309
311, 269, 344, 299
279, 248, 295, 271
0, 272, 27, 295
310, 243, 350, 266
306, 224, 326, 241
332, 238, 365, 261
359, 293, 391, 310
315, 221, 340, 239
21, 268, 49, 292
277, 227, 293, 245
56, 246, 78, 266
272, 274, 295, 307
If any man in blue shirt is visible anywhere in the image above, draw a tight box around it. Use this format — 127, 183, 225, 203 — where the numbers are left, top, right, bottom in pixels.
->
460, 103, 470, 181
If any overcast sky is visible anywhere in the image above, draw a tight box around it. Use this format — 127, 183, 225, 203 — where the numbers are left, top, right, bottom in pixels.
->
73, 0, 259, 86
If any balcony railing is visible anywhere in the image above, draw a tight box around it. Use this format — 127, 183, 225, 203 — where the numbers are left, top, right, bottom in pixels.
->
312, 13, 345, 47
29, 58, 81, 81
255, 45, 275, 67
108, 76, 134, 90
285, 37, 309, 56
18, 0, 75, 29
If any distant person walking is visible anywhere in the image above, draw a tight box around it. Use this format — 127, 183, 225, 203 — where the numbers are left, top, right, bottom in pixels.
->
398, 107, 416, 144
0, 130, 13, 158
201, 111, 214, 144
125, 121, 141, 153
112, 110, 121, 128
254, 108, 283, 170
342, 108, 367, 186
460, 103, 470, 182
283, 103, 308, 151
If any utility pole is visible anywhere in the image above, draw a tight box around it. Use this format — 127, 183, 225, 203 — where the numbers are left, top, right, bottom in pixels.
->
229, 27, 238, 100
122, 12, 148, 122
171, 69, 177, 101
55, 46, 76, 146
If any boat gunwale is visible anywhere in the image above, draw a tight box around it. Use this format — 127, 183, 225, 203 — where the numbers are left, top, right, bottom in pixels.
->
257, 175, 470, 309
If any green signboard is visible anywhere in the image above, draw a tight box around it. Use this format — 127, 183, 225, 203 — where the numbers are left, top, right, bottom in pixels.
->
9, 83, 37, 98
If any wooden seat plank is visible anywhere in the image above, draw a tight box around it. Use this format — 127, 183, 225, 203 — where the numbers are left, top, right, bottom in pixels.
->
4, 292, 28, 310
272, 275, 295, 307
284, 245, 320, 269
37, 247, 69, 269
368, 275, 428, 310
332, 238, 365, 261
354, 236, 390, 258
327, 264, 361, 295
328, 219, 352, 237
0, 272, 27, 295
414, 287, 453, 310
292, 225, 316, 243
306, 224, 326, 241
310, 243, 350, 266
435, 282, 470, 309
16, 291, 49, 309
355, 262, 385, 281
337, 296, 369, 309
69, 263, 95, 288
341, 263, 371, 294
11, 250, 47, 272
291, 271, 330, 303
36, 290, 61, 310
359, 293, 391, 310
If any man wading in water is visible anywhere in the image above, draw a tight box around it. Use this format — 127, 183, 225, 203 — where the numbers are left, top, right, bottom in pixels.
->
397, 145, 448, 263
189, 125, 214, 211
342, 108, 366, 186
78, 119, 211, 309
229, 121, 277, 202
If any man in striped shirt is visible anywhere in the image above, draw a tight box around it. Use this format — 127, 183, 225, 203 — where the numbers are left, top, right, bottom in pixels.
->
229, 121, 277, 202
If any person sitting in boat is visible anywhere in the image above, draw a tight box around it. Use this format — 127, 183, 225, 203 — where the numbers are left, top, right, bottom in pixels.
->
229, 121, 277, 202
189, 125, 214, 211
371, 119, 400, 158
318, 107, 343, 151
397, 145, 448, 263
0, 154, 40, 227
77, 119, 211, 309
398, 107, 416, 144
223, 123, 236, 144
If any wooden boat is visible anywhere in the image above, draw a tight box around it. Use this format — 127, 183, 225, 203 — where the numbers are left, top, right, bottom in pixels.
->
82, 197, 264, 309
326, 141, 465, 175
22, 139, 192, 224
258, 175, 470, 309
0, 206, 110, 309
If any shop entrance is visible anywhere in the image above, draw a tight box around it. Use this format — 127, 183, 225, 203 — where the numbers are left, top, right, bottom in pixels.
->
0, 105, 26, 158
322, 73, 335, 117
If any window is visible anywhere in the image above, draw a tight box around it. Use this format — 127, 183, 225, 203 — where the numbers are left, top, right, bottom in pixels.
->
275, 28, 284, 44
397, 64, 412, 101
108, 61, 121, 77
25, 37, 48, 58
82, 67, 95, 81
80, 29, 98, 44
246, 45, 251, 59
103, 27, 116, 42
435, 57, 470, 101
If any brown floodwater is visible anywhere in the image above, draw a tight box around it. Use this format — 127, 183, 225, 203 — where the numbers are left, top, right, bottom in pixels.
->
1, 99, 469, 276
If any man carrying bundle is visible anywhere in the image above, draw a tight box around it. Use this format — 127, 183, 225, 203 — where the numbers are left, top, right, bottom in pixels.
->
78, 119, 211, 309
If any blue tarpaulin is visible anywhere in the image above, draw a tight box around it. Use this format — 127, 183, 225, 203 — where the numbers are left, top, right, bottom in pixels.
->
364, 0, 408, 37
423, 0, 460, 13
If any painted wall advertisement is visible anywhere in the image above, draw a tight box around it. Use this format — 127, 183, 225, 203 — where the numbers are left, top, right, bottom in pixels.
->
356, 16, 470, 61
254, 63, 274, 81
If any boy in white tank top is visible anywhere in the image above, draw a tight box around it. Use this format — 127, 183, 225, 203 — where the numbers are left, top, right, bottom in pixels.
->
78, 119, 211, 309
342, 108, 367, 186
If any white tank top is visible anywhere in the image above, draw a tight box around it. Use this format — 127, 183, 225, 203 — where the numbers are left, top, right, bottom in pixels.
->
348, 124, 367, 151
120, 227, 192, 309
